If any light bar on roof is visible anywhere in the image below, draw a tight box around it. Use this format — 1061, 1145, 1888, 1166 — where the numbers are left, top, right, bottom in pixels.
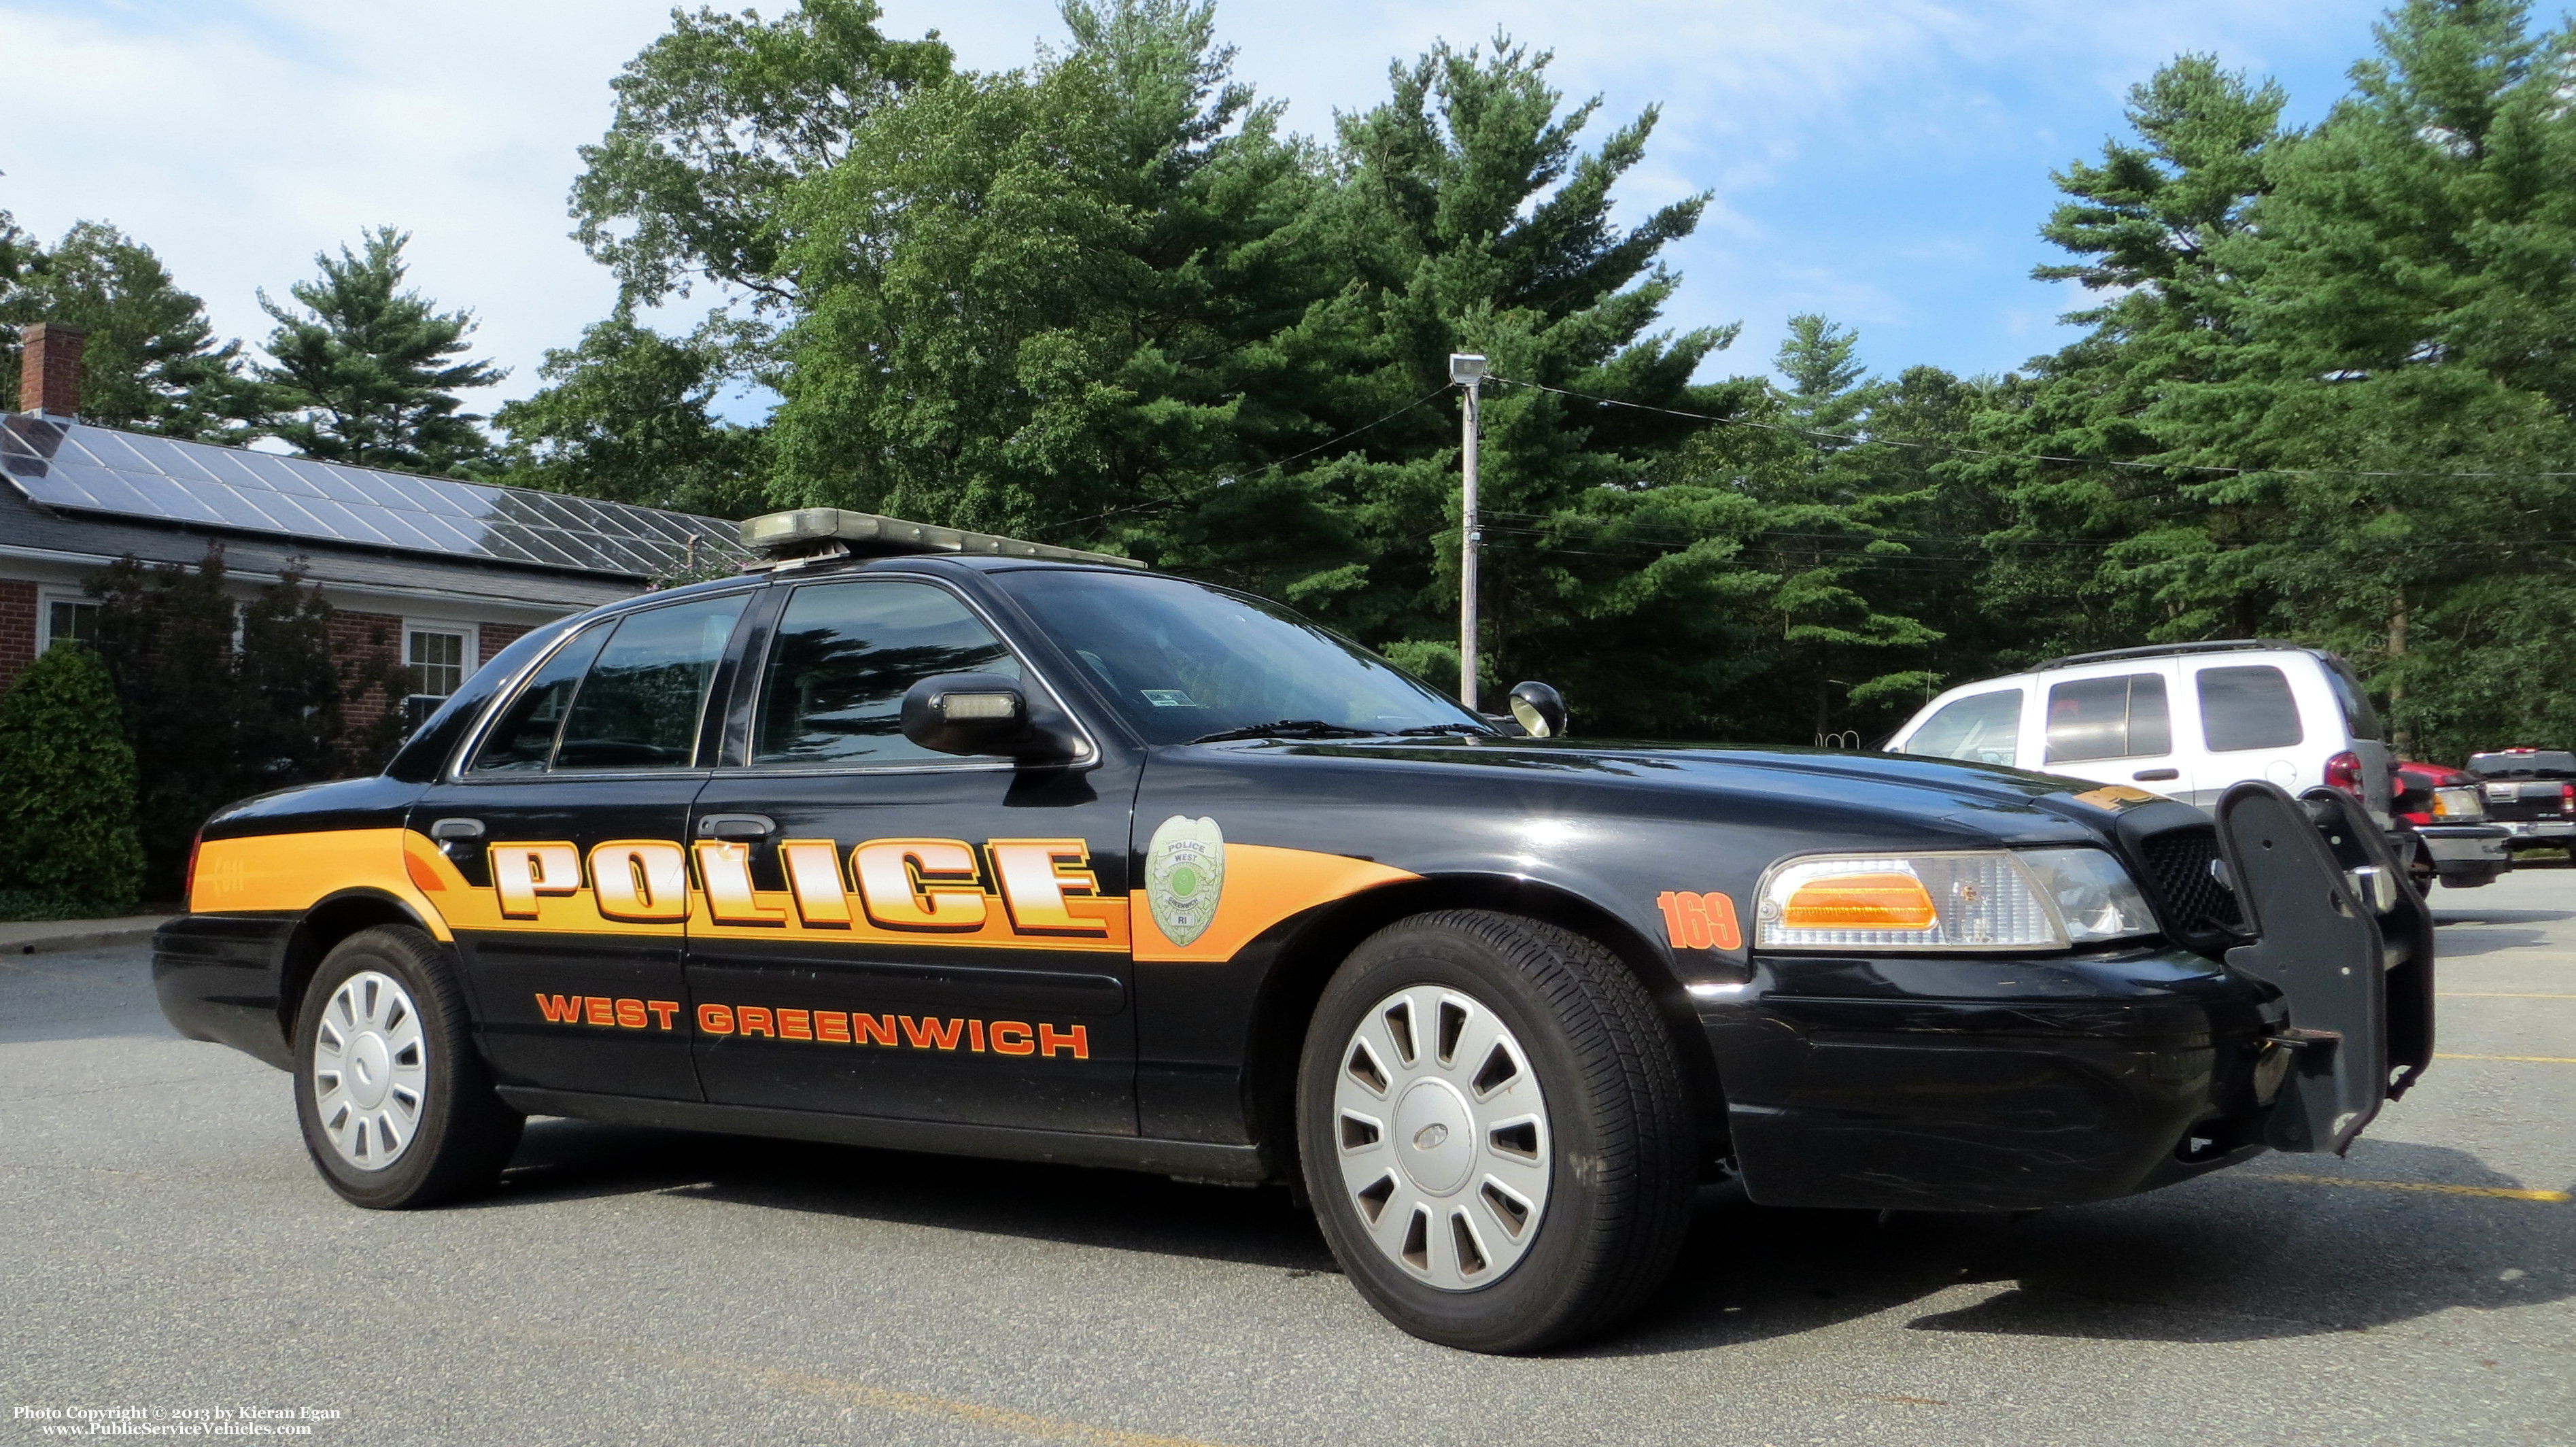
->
739, 507, 1144, 568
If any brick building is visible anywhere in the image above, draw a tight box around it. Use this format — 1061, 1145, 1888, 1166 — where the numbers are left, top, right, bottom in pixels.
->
1, 322, 743, 727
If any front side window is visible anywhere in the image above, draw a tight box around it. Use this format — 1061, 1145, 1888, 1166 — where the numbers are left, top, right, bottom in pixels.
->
988, 570, 1486, 746
753, 581, 1020, 768
2198, 665, 2305, 752
2045, 673, 2171, 764
1900, 689, 2023, 766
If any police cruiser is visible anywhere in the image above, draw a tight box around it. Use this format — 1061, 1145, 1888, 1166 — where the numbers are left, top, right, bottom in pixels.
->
155, 507, 2435, 1352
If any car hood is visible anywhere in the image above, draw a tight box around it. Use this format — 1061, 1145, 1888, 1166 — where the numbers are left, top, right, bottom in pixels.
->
1220, 736, 2159, 848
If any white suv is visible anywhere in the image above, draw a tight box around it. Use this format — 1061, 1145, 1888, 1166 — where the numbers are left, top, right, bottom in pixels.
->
1886, 641, 2394, 821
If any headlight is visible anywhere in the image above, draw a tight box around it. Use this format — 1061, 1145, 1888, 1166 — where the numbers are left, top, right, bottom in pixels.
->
1754, 849, 2156, 951
2431, 786, 2484, 819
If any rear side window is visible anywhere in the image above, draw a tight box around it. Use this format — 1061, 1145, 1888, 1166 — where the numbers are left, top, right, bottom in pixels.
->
2044, 674, 2171, 763
552, 594, 750, 770
1900, 690, 2023, 766
469, 624, 611, 772
2198, 665, 2305, 752
752, 580, 1020, 768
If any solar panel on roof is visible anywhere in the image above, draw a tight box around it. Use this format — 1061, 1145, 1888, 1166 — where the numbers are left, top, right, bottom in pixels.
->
0, 415, 745, 579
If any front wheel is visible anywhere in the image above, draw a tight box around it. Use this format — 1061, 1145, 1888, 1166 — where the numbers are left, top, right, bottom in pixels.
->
1298, 910, 1696, 1352
293, 925, 522, 1208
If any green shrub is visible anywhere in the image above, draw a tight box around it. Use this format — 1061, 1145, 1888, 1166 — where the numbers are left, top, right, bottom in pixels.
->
0, 645, 147, 919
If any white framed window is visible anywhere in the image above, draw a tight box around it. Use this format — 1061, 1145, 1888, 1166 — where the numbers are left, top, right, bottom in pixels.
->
403, 621, 478, 700
38, 592, 101, 653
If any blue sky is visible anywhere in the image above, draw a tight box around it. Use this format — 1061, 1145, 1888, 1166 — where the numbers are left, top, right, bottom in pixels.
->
0, 1, 2423, 415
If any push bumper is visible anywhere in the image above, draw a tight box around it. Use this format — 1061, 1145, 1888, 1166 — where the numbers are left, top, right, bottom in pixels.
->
1704, 949, 2285, 1212
1705, 784, 2433, 1212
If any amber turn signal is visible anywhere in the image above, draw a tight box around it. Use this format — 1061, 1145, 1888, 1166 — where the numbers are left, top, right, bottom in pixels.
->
1780, 871, 1938, 931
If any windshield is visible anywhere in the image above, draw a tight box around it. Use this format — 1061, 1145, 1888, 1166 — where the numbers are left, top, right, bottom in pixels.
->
991, 570, 1488, 746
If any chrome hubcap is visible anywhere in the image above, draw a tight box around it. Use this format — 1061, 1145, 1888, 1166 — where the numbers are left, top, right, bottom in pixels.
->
311, 971, 427, 1171
1332, 985, 1551, 1292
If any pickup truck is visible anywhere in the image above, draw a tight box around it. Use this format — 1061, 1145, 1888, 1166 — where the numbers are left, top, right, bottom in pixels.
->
2464, 749, 2576, 854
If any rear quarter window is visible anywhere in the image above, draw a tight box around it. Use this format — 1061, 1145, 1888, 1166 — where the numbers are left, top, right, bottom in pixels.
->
1900, 689, 2023, 766
2197, 665, 2305, 752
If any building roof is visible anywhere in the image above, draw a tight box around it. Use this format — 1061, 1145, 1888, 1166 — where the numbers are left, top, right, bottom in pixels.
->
0, 413, 746, 585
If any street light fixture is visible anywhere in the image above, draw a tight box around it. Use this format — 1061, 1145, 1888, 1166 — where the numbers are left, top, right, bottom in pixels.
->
1449, 354, 1488, 711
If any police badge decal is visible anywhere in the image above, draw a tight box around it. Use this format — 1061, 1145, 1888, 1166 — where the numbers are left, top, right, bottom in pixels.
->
1146, 815, 1225, 947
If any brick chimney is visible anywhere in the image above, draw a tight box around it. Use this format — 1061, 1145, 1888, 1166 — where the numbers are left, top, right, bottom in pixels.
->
18, 322, 87, 419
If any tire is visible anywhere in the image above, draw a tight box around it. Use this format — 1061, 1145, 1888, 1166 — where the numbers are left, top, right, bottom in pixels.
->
292, 924, 522, 1209
1297, 910, 1696, 1352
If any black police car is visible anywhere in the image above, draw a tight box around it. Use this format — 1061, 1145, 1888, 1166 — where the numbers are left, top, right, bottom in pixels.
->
155, 508, 2435, 1352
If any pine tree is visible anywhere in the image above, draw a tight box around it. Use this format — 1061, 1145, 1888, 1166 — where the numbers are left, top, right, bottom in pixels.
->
254, 228, 504, 474
2148, 0, 2576, 755
1961, 54, 2292, 660
0, 220, 262, 438
0, 645, 145, 920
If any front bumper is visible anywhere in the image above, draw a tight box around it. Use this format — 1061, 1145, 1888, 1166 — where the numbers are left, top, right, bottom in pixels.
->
1705, 785, 2431, 1212
1704, 948, 2284, 1212
2416, 823, 2512, 868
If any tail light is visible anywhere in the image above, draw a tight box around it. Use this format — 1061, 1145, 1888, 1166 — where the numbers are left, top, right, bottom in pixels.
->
2563, 783, 2573, 816
2325, 751, 2364, 796
184, 830, 203, 910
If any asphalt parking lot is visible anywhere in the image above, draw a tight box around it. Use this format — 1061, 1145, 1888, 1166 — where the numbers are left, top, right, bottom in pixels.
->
4, 879, 2571, 1447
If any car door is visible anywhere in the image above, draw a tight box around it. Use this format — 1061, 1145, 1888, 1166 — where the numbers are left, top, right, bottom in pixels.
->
2036, 662, 2182, 794
412, 588, 754, 1100
684, 572, 1139, 1135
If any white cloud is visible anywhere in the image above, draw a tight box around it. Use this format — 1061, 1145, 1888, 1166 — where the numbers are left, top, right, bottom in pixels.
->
0, 0, 2377, 411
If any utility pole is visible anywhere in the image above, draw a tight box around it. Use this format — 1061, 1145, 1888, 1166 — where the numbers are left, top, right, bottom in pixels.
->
1450, 353, 1488, 711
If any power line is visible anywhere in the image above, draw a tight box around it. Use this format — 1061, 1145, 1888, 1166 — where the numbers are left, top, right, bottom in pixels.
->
1487, 375, 2576, 483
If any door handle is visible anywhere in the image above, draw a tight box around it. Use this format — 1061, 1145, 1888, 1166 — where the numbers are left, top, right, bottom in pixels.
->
2132, 768, 2180, 782
695, 814, 776, 841
428, 817, 485, 840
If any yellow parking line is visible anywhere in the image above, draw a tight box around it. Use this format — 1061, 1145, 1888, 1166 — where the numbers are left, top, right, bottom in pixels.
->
2437, 992, 2576, 999
2436, 1053, 2576, 1064
2248, 1173, 2570, 1202
490, 1321, 1239, 1446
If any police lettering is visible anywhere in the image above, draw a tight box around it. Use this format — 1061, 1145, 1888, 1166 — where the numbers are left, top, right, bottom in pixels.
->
487, 833, 1107, 938
687, 1000, 1089, 1059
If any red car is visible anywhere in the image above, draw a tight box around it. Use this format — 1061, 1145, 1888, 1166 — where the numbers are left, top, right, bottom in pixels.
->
2394, 760, 2511, 889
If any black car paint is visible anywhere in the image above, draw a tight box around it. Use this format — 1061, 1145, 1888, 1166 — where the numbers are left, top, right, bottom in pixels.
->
155, 556, 2402, 1212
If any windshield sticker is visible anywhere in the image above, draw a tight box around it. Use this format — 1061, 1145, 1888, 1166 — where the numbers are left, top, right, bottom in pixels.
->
1140, 690, 1198, 708
1146, 815, 1226, 946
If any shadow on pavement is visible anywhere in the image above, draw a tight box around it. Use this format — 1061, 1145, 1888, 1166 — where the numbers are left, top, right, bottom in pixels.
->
1595, 1138, 2573, 1355
481, 1117, 1339, 1274
485, 1120, 2569, 1355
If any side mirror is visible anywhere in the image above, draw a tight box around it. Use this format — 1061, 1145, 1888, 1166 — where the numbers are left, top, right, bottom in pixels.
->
1508, 680, 1567, 739
899, 673, 1081, 762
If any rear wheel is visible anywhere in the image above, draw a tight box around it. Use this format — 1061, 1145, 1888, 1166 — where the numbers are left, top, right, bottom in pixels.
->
294, 925, 521, 1208
1298, 910, 1695, 1352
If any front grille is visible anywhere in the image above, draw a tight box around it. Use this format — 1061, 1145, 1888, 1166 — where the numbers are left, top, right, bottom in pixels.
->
2137, 826, 2244, 936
